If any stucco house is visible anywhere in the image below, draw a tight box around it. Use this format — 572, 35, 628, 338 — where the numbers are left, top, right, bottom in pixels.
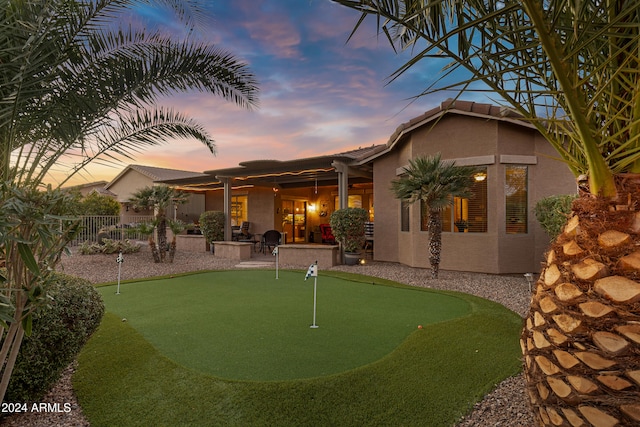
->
156, 99, 576, 273
105, 164, 208, 222
362, 99, 576, 273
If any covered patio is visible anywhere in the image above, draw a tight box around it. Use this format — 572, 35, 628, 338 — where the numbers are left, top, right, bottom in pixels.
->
161, 146, 382, 264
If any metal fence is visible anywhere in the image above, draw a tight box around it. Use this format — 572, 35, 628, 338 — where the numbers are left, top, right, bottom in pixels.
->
67, 215, 154, 246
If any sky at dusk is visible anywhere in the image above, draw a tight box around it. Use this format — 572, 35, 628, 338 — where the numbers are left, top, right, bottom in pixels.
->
59, 0, 491, 187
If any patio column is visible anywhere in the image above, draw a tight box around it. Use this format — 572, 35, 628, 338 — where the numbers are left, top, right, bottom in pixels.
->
332, 161, 349, 210
218, 176, 232, 241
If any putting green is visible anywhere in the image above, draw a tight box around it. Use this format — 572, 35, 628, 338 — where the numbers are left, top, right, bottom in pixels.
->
99, 270, 471, 381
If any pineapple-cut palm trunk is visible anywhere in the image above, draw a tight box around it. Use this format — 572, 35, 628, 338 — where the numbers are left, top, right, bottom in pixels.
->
522, 175, 640, 426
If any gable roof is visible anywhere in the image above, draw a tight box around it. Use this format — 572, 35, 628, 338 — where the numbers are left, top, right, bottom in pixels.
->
105, 164, 207, 190
355, 99, 536, 164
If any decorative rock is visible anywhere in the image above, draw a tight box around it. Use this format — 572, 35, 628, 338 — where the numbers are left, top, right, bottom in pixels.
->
594, 276, 640, 303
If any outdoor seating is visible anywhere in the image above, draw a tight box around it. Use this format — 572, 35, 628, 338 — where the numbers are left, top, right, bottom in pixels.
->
261, 230, 282, 254
319, 223, 336, 244
233, 221, 252, 241
364, 221, 374, 255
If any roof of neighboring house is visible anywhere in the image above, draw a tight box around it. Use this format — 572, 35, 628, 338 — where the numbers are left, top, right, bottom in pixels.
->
105, 164, 208, 190
162, 145, 385, 190
62, 180, 117, 197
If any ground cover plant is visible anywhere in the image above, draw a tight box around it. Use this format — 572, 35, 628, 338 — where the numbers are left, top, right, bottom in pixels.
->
74, 269, 522, 426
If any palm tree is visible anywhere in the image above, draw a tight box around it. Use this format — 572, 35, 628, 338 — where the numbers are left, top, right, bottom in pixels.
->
335, 1, 640, 424
129, 185, 189, 263
391, 154, 477, 279
0, 0, 258, 402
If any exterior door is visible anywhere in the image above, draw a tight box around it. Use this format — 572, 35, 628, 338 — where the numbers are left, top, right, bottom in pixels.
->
282, 200, 307, 243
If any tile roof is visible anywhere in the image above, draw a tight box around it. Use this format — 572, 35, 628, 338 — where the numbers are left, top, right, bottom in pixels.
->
386, 98, 530, 147
105, 164, 207, 189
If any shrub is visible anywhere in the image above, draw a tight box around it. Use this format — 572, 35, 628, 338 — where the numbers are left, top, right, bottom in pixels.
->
6, 273, 105, 402
329, 208, 368, 252
199, 211, 225, 242
78, 238, 141, 255
534, 194, 577, 240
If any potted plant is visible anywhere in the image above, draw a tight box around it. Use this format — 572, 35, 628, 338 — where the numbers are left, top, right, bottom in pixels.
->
329, 207, 368, 265
199, 211, 225, 253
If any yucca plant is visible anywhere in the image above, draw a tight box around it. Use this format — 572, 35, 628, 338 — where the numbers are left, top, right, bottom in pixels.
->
336, 1, 640, 425
0, 0, 258, 402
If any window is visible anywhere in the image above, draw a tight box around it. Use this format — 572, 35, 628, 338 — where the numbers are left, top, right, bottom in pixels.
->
335, 195, 362, 209
400, 200, 410, 232
426, 167, 488, 232
505, 165, 527, 234
231, 195, 247, 226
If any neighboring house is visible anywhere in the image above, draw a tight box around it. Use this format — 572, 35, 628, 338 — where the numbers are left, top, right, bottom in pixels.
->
105, 164, 209, 223
361, 99, 576, 273
63, 180, 115, 197
158, 99, 575, 274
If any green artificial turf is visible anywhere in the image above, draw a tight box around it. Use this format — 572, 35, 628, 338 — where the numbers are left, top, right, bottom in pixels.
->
75, 269, 523, 426
97, 270, 470, 381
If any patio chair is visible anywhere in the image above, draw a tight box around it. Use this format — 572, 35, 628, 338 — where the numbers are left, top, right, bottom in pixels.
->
233, 221, 252, 241
319, 223, 336, 244
364, 221, 374, 255
261, 230, 282, 254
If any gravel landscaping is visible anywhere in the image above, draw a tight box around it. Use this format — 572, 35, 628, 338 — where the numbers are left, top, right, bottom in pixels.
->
3, 247, 535, 426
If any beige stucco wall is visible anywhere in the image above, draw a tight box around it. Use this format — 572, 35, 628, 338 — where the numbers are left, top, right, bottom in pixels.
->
108, 169, 153, 204
373, 114, 576, 274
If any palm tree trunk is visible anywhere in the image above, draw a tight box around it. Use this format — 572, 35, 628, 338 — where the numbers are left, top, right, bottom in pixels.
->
522, 174, 640, 426
149, 236, 160, 263
428, 209, 442, 279
168, 237, 176, 263
157, 217, 167, 263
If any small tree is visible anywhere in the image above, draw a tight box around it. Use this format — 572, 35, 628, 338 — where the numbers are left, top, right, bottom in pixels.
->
79, 192, 121, 216
329, 208, 368, 253
391, 154, 477, 279
129, 185, 188, 263
534, 195, 577, 241
199, 211, 225, 249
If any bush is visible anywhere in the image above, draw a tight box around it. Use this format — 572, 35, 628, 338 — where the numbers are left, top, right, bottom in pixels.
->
199, 211, 225, 242
329, 208, 368, 252
78, 238, 141, 255
6, 273, 105, 402
534, 194, 577, 240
